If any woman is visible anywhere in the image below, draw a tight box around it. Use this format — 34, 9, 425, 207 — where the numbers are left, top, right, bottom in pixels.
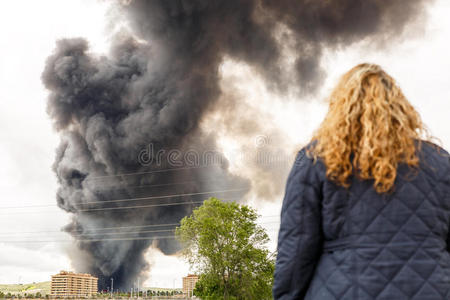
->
273, 63, 450, 299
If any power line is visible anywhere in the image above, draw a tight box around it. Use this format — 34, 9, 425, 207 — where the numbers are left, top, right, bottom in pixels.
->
0, 179, 208, 209
0, 219, 280, 237
0, 228, 281, 244
78, 188, 247, 206
0, 200, 206, 215
74, 221, 279, 237
0, 201, 277, 217
86, 165, 214, 180
0, 188, 247, 210
0, 198, 238, 215
0, 228, 177, 239
77, 198, 229, 212
90, 179, 215, 191
0, 235, 178, 244
0, 223, 181, 235
73, 228, 176, 237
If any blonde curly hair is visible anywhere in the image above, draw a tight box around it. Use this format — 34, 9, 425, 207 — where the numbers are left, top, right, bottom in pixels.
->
308, 63, 430, 193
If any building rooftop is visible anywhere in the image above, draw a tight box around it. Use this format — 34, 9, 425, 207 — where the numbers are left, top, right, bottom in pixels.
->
52, 271, 98, 279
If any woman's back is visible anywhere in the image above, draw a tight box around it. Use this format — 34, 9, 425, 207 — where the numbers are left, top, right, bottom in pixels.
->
273, 63, 450, 300
273, 142, 450, 299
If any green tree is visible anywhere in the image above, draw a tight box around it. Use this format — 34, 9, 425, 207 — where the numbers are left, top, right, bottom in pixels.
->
176, 197, 274, 300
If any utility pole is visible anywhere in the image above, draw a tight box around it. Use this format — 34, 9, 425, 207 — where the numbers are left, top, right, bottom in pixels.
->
111, 278, 114, 299
137, 278, 140, 299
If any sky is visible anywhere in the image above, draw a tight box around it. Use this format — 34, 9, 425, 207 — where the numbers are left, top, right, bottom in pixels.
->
0, 0, 449, 289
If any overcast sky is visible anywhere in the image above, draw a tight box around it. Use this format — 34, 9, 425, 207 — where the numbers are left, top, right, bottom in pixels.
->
0, 0, 449, 289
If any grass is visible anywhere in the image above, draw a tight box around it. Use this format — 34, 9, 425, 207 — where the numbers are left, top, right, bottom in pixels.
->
0, 281, 51, 295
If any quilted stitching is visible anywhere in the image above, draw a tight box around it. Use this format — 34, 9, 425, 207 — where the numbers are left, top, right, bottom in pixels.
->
273, 142, 450, 300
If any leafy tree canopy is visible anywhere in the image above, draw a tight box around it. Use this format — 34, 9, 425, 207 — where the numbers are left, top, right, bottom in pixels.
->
176, 197, 274, 300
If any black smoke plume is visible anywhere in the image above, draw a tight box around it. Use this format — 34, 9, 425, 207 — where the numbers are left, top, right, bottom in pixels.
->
42, 0, 432, 290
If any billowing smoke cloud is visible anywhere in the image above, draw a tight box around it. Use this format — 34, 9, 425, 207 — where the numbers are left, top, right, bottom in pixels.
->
42, 0, 432, 290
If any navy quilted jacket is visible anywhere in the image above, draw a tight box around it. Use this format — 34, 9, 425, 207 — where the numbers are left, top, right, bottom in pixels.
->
273, 141, 450, 299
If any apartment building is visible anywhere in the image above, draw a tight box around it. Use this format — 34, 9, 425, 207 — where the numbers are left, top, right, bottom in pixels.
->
50, 271, 98, 298
182, 274, 199, 296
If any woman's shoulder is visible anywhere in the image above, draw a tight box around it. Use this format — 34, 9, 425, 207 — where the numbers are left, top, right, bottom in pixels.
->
419, 139, 449, 160
290, 141, 327, 184
418, 139, 450, 180
295, 141, 319, 166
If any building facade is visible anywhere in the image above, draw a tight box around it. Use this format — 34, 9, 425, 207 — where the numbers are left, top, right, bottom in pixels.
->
182, 274, 199, 296
50, 271, 98, 298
